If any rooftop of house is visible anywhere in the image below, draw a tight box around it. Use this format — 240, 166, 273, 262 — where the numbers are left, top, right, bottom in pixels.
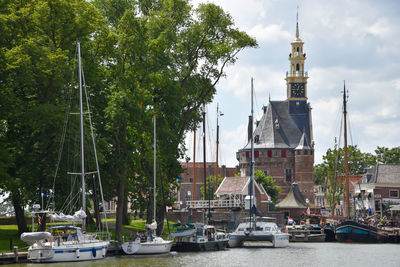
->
361, 164, 400, 184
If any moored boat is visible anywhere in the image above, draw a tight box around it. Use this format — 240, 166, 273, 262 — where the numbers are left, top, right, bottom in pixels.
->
172, 223, 229, 252
228, 217, 289, 248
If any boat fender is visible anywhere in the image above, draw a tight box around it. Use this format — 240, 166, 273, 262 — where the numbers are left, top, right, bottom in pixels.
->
76, 250, 80, 259
102, 247, 106, 257
92, 247, 96, 258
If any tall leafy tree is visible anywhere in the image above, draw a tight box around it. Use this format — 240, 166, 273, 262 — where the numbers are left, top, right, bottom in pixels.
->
95, 0, 257, 241
314, 145, 376, 215
0, 0, 106, 233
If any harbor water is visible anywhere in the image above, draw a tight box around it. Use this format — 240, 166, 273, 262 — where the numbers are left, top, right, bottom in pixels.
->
12, 243, 400, 267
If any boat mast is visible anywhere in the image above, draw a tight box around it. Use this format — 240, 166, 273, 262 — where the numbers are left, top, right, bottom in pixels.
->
192, 130, 196, 201
343, 82, 350, 218
78, 42, 86, 231
202, 106, 209, 222
215, 103, 219, 196
249, 77, 255, 229
153, 113, 157, 223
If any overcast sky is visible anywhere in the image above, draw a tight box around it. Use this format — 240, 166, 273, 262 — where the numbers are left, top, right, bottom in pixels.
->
184, 0, 400, 168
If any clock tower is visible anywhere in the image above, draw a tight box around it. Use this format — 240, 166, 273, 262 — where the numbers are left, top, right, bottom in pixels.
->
285, 9, 308, 101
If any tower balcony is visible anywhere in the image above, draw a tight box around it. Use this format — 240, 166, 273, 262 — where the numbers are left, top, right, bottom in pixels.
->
286, 71, 308, 78
289, 52, 306, 58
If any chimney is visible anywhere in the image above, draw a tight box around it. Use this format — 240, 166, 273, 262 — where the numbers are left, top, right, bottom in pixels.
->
248, 115, 253, 142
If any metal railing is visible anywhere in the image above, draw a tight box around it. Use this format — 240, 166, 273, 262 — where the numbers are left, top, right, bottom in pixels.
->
286, 71, 308, 77
186, 199, 243, 209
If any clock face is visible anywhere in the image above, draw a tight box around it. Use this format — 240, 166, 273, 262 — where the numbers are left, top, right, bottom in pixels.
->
291, 83, 305, 97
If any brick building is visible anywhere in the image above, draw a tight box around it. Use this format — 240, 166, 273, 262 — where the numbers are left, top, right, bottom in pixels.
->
237, 18, 315, 206
177, 162, 237, 208
355, 164, 400, 215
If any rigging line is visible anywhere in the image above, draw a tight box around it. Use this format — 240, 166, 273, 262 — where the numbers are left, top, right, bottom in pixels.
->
347, 112, 354, 146
47, 45, 78, 210
59, 175, 78, 214
82, 60, 109, 233
253, 82, 261, 120
206, 105, 215, 163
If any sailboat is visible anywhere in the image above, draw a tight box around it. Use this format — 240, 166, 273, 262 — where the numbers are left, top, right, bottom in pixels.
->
228, 78, 289, 248
20, 42, 109, 262
172, 105, 229, 252
335, 83, 392, 243
121, 114, 173, 255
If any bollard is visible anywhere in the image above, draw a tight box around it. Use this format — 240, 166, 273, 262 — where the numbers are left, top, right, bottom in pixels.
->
13, 246, 18, 263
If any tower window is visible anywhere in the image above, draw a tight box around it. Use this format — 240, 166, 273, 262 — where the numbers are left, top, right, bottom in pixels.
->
263, 170, 269, 176
281, 150, 286, 157
296, 47, 299, 52
296, 64, 300, 71
268, 150, 272, 157
304, 150, 308, 155
285, 169, 292, 182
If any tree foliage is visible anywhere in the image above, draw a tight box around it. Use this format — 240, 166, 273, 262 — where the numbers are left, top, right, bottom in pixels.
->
254, 170, 281, 204
200, 175, 223, 200
375, 146, 400, 164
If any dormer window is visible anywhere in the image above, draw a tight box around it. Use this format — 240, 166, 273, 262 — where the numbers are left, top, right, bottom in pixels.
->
274, 119, 280, 129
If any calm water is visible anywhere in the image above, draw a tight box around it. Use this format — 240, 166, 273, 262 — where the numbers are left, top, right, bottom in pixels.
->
14, 243, 400, 267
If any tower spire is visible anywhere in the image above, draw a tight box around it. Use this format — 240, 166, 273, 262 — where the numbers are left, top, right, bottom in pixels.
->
296, 5, 300, 39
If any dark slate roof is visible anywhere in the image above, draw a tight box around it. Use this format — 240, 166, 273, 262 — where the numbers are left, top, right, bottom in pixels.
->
242, 100, 311, 150
362, 164, 400, 184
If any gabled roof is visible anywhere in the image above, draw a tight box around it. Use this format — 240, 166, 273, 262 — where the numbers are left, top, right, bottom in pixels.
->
215, 176, 249, 195
362, 164, 400, 184
242, 100, 311, 150
275, 183, 307, 209
215, 176, 269, 200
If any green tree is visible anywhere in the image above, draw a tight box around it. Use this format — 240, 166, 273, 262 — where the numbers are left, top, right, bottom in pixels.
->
95, 0, 257, 241
200, 175, 223, 200
314, 145, 376, 185
375, 146, 400, 164
314, 145, 376, 216
254, 170, 281, 204
0, 0, 106, 233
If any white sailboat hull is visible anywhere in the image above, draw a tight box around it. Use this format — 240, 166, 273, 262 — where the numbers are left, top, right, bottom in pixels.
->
122, 237, 172, 255
28, 240, 109, 263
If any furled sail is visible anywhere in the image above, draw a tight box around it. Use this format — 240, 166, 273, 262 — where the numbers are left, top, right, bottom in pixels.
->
50, 209, 87, 222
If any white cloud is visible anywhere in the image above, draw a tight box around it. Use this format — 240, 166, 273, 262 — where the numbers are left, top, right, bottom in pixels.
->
247, 24, 291, 44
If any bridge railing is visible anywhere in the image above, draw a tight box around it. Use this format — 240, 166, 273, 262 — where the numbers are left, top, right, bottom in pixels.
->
186, 199, 242, 209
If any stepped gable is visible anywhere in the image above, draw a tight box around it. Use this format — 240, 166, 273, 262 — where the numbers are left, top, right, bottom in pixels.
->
243, 100, 311, 150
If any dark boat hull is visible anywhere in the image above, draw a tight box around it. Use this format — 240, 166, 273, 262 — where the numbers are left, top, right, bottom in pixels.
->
335, 220, 378, 243
172, 240, 228, 252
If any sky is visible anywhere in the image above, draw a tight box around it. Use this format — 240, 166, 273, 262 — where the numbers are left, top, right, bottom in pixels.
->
184, 0, 400, 168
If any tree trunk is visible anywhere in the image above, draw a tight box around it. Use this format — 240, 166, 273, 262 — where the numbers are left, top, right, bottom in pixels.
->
11, 192, 28, 234
156, 203, 165, 236
115, 173, 126, 242
146, 199, 152, 224
122, 195, 130, 225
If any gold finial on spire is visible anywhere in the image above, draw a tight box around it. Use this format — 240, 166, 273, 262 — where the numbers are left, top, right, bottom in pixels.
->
296, 5, 299, 39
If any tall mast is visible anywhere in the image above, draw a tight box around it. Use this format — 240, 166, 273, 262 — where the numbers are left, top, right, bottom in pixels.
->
202, 106, 209, 222
78, 42, 86, 231
153, 113, 157, 222
215, 104, 219, 196
249, 77, 255, 229
192, 130, 196, 201
343, 82, 350, 218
